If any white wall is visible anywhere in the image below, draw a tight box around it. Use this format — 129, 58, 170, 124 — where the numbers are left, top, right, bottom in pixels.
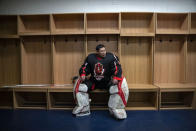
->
0, 0, 196, 14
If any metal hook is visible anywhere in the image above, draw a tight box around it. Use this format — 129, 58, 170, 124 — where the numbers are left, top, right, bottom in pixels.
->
96, 38, 99, 42
75, 38, 78, 42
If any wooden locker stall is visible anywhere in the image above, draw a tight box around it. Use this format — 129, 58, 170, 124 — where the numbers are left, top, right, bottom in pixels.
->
121, 36, 158, 110
48, 35, 85, 109
154, 35, 195, 109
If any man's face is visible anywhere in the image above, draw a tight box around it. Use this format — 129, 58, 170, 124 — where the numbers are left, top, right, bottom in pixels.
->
97, 47, 106, 57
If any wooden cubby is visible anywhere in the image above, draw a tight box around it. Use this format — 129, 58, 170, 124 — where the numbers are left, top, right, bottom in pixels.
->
190, 13, 196, 34
51, 13, 85, 35
0, 15, 18, 38
21, 36, 52, 85
86, 13, 119, 34
160, 88, 195, 110
156, 13, 189, 34
187, 35, 196, 84
53, 35, 85, 85
48, 86, 74, 110
18, 14, 50, 35
87, 34, 119, 56
13, 86, 48, 109
127, 89, 158, 110
0, 87, 13, 109
121, 12, 155, 36
0, 39, 21, 85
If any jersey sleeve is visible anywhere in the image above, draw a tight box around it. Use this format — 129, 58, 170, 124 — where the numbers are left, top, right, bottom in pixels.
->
110, 54, 122, 80
79, 56, 91, 77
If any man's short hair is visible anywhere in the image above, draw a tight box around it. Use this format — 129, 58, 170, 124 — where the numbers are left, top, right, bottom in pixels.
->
96, 44, 105, 52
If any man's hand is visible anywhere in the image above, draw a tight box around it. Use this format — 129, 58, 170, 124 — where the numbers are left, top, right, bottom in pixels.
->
80, 75, 85, 82
112, 79, 118, 85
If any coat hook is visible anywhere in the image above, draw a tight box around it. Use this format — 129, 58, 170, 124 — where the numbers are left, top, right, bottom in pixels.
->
96, 38, 99, 42
75, 38, 78, 42
65, 37, 68, 42
190, 39, 193, 42
169, 39, 172, 42
15, 40, 18, 47
159, 39, 162, 43
126, 37, 128, 45
107, 37, 110, 42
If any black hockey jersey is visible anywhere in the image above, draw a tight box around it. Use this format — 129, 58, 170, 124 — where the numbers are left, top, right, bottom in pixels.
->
79, 52, 122, 83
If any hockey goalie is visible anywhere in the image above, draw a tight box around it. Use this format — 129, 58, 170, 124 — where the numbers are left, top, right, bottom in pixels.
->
73, 44, 129, 119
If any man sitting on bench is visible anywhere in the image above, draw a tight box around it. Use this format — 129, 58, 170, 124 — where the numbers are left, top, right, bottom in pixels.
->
73, 44, 129, 119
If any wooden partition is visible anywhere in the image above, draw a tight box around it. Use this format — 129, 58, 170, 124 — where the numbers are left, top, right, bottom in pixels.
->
51, 13, 85, 35
121, 12, 155, 36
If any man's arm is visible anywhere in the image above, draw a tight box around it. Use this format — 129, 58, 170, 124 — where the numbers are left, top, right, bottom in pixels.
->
79, 56, 91, 78
111, 54, 123, 81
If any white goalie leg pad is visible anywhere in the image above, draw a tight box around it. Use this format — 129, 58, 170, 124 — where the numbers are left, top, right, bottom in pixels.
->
72, 79, 90, 116
108, 78, 129, 119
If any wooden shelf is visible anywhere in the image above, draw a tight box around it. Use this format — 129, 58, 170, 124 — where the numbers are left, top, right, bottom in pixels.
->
121, 12, 155, 36
0, 15, 18, 38
156, 13, 189, 34
86, 13, 119, 34
0, 39, 21, 85
21, 36, 52, 84
154, 35, 186, 84
121, 37, 153, 85
128, 84, 158, 91
53, 35, 85, 84
187, 35, 196, 83
18, 15, 50, 36
155, 83, 196, 90
51, 13, 85, 35
87, 34, 119, 56
190, 13, 196, 34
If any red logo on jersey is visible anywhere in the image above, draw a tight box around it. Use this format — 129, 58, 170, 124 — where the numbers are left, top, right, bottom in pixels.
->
94, 62, 105, 80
